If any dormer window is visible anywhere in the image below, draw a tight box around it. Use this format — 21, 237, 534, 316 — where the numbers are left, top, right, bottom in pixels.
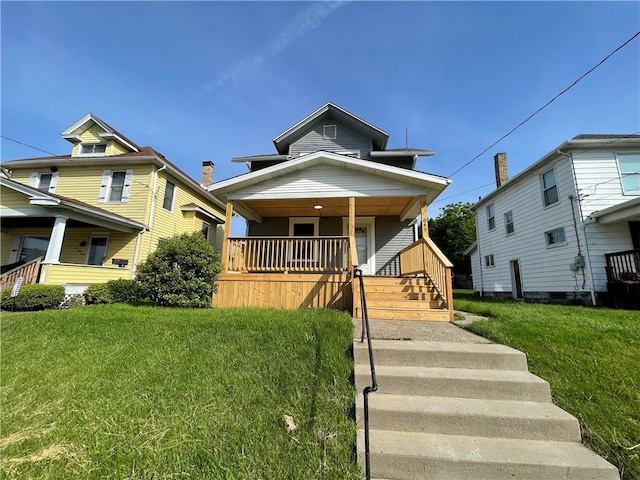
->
80, 143, 107, 156
323, 125, 337, 140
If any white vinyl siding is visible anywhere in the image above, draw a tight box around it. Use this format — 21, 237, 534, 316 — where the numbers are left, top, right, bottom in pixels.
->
228, 164, 427, 200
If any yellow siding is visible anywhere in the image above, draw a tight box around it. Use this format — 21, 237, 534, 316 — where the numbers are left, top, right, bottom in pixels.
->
106, 141, 129, 156
9, 164, 154, 224
1, 232, 14, 264
60, 229, 137, 266
41, 263, 132, 285
0, 187, 30, 209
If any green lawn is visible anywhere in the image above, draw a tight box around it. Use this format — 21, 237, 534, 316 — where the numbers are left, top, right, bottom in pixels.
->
454, 290, 640, 480
0, 305, 361, 479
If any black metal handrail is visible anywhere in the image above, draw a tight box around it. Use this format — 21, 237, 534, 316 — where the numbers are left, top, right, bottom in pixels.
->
355, 268, 377, 480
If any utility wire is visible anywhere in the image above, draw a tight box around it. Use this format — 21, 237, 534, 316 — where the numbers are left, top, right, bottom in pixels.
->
1, 135, 61, 157
448, 30, 640, 178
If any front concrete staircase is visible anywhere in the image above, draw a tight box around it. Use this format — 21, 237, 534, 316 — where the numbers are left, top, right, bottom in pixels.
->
354, 339, 620, 480
354, 276, 449, 321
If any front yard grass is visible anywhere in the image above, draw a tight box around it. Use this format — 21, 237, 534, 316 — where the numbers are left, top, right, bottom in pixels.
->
0, 305, 360, 479
454, 290, 640, 480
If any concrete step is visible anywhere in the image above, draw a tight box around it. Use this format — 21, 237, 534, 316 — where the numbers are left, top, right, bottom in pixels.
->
358, 430, 620, 480
354, 340, 528, 371
355, 307, 450, 321
356, 394, 582, 441
356, 365, 551, 401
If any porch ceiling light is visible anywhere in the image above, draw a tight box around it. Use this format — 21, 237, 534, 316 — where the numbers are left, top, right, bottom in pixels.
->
313, 204, 323, 210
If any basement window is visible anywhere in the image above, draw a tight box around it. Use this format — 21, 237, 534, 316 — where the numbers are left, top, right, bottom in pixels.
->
323, 125, 337, 140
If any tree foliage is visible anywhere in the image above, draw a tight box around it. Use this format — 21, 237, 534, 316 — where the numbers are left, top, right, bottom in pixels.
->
429, 202, 476, 275
134, 232, 222, 308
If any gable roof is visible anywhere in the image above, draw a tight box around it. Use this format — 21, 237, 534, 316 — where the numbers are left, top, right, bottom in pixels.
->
0, 147, 226, 211
208, 150, 450, 202
272, 102, 389, 154
1, 177, 147, 232
61, 112, 142, 152
472, 134, 640, 210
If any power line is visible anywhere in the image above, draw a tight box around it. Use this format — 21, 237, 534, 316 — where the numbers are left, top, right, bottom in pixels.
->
447, 30, 640, 178
1, 135, 60, 157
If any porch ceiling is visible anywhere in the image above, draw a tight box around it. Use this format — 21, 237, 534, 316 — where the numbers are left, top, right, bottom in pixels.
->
234, 196, 417, 219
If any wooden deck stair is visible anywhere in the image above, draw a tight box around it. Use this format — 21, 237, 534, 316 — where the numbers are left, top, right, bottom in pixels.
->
355, 276, 449, 321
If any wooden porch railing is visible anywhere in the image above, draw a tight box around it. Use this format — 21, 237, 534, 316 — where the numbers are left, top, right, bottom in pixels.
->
226, 236, 350, 273
0, 257, 43, 292
605, 249, 640, 282
399, 237, 454, 315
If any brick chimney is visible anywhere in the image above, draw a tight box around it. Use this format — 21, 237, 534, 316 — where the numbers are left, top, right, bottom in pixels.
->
200, 161, 214, 187
494, 153, 508, 187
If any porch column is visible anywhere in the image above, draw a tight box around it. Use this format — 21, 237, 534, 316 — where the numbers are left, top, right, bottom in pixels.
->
44, 215, 67, 264
420, 195, 429, 238
221, 202, 233, 272
348, 197, 357, 271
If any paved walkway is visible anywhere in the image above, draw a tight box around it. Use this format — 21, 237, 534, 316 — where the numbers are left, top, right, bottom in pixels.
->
352, 311, 492, 344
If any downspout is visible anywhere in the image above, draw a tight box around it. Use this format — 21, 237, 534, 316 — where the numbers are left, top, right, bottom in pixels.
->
130, 227, 148, 279
474, 210, 484, 297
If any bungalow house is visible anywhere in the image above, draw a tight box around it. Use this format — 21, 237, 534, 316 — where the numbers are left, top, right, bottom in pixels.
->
0, 113, 225, 297
207, 102, 455, 320
467, 134, 640, 308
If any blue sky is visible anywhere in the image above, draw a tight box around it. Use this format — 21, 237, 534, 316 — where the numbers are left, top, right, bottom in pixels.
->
2, 1, 639, 234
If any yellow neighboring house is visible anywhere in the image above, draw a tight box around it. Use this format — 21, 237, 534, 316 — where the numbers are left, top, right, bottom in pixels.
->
0, 113, 225, 296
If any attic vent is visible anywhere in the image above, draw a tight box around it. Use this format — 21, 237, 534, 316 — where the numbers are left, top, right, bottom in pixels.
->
323, 125, 337, 140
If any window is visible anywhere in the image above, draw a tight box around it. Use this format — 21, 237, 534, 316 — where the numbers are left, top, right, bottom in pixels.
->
98, 169, 133, 203
545, 227, 566, 246
162, 180, 176, 211
28, 172, 58, 192
201, 222, 210, 242
486, 204, 496, 231
542, 168, 559, 206
323, 124, 337, 140
617, 153, 640, 194
80, 143, 107, 156
19, 236, 49, 262
505, 211, 514, 234
87, 235, 108, 265
484, 254, 495, 267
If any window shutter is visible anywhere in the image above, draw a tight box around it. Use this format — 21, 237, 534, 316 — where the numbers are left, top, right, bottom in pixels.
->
121, 169, 134, 203
48, 172, 59, 192
29, 172, 39, 187
98, 170, 110, 203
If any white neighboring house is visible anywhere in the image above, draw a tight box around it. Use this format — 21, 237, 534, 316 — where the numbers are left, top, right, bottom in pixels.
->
467, 134, 640, 307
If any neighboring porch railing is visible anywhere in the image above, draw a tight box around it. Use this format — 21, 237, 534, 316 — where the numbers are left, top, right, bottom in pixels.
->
399, 237, 454, 315
226, 236, 350, 273
605, 249, 640, 282
0, 257, 43, 292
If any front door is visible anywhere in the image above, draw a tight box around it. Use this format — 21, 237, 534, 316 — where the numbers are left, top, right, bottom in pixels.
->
510, 259, 523, 299
344, 217, 375, 275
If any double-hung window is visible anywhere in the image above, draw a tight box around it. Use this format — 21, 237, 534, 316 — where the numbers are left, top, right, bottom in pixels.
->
98, 169, 133, 203
505, 211, 514, 235
28, 171, 58, 193
542, 168, 559, 206
162, 180, 176, 211
486, 204, 496, 231
617, 153, 640, 194
484, 254, 495, 267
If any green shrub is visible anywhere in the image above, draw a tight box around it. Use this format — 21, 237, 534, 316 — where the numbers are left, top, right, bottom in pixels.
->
105, 279, 142, 303
84, 283, 113, 305
1, 284, 65, 311
134, 232, 222, 308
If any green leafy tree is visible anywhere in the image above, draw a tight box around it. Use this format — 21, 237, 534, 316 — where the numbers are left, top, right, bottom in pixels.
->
135, 232, 222, 308
429, 202, 476, 275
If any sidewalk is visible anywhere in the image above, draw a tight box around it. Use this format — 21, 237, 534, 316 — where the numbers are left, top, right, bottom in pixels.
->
352, 311, 492, 343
